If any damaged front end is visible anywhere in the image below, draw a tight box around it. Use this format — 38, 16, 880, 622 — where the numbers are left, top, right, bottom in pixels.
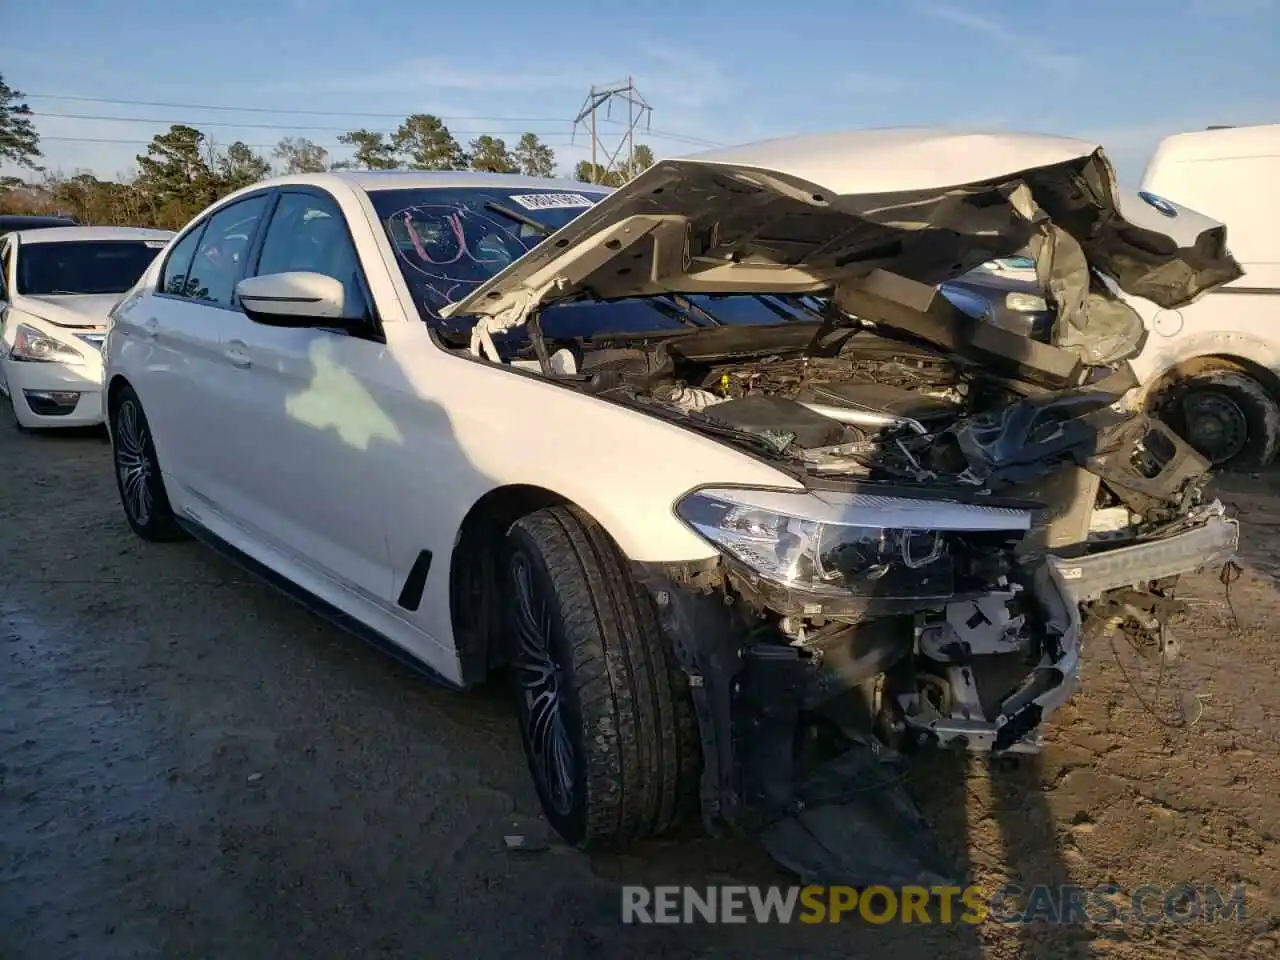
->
632, 406, 1235, 886
632, 495, 1082, 888
616, 302, 1238, 884
435, 131, 1244, 885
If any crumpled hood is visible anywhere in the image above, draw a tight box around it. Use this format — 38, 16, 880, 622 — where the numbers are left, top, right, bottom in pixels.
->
442, 129, 1242, 366
13, 293, 121, 328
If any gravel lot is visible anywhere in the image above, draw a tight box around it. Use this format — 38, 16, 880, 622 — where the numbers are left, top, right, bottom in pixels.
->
2, 419, 1279, 959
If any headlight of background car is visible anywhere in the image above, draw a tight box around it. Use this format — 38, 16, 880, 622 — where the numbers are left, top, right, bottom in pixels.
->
675, 487, 1031, 599
11, 324, 85, 365
1005, 291, 1049, 313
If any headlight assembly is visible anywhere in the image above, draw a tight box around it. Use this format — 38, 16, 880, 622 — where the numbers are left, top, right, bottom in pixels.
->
11, 324, 85, 365
675, 487, 1031, 599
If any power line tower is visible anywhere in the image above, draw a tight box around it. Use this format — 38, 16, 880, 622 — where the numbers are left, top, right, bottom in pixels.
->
572, 78, 652, 184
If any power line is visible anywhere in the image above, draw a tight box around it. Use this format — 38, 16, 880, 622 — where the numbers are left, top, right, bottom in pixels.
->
22, 92, 565, 123
36, 111, 580, 136
38, 134, 578, 149
23, 92, 723, 147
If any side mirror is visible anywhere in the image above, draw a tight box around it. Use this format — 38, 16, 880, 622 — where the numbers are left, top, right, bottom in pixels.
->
236, 272, 350, 329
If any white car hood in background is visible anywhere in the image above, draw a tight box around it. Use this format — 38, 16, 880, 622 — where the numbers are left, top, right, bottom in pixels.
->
13, 293, 122, 328
443, 129, 1242, 366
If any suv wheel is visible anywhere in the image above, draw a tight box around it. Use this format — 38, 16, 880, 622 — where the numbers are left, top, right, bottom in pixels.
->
1160, 369, 1280, 471
111, 384, 187, 541
504, 504, 699, 848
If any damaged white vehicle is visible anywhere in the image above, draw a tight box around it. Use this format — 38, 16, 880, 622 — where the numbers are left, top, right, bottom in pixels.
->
103, 130, 1241, 886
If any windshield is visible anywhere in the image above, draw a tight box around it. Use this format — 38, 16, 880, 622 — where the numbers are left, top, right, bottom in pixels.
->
369, 186, 825, 341
16, 240, 165, 295
370, 187, 607, 319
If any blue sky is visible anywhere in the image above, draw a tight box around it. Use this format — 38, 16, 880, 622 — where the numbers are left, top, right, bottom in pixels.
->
3, 0, 1277, 185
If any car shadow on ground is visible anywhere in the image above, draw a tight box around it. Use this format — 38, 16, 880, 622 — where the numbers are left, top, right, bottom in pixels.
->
13, 423, 108, 442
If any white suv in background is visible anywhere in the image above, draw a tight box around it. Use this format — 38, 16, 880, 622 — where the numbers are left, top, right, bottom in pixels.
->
103, 130, 1241, 885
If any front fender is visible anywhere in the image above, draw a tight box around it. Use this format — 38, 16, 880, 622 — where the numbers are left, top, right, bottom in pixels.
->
1127, 291, 1280, 401
382, 342, 804, 659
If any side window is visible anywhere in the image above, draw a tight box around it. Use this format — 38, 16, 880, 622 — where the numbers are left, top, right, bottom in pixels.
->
253, 192, 370, 319
159, 225, 205, 298
185, 194, 270, 307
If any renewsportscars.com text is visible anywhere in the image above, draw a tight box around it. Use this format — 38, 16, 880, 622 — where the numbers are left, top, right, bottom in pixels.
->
621, 884, 1249, 925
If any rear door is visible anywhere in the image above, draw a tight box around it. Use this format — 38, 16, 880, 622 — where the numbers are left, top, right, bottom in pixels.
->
130, 192, 272, 511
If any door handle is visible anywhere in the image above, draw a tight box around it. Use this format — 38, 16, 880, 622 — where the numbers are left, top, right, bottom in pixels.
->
224, 340, 251, 369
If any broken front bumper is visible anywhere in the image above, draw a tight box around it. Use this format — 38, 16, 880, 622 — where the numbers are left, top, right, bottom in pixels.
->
635, 507, 1238, 884
635, 555, 1085, 887
905, 561, 1082, 755
911, 507, 1240, 754
1050, 508, 1240, 604
635, 552, 1084, 831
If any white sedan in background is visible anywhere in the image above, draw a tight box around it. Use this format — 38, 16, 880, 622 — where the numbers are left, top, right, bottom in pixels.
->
0, 226, 174, 430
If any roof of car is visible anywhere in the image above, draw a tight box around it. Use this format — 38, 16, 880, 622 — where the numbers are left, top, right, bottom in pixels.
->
10, 225, 177, 245
254, 170, 616, 195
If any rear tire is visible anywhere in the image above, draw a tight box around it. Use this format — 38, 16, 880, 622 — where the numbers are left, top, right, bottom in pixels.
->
110, 384, 187, 541
1158, 369, 1280, 471
503, 504, 699, 848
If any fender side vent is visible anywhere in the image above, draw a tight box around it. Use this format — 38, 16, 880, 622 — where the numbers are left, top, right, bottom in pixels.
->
397, 550, 433, 611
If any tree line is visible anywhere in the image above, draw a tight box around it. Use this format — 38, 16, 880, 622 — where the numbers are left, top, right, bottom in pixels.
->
0, 73, 655, 230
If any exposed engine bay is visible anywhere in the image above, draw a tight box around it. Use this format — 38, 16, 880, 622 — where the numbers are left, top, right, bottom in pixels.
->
492, 275, 1240, 885
515, 270, 1219, 544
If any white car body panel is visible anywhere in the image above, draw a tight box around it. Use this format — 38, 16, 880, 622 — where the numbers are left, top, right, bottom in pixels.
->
0, 343, 106, 426
108, 177, 797, 680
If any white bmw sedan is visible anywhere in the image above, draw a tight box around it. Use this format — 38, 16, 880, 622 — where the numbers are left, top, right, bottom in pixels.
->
103, 133, 1242, 883
1, 226, 174, 429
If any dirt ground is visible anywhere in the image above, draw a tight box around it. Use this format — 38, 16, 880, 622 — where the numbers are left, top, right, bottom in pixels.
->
2, 421, 1279, 960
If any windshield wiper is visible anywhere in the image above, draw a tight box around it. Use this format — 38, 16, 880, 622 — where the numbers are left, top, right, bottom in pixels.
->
484, 201, 552, 236
666, 294, 723, 326
643, 297, 707, 329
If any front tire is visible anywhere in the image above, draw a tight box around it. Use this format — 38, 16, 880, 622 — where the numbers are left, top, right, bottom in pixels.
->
110, 384, 187, 541
504, 504, 699, 848
1158, 369, 1280, 471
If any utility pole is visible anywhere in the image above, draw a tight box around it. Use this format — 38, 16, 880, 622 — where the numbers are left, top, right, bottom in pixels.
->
572, 78, 652, 184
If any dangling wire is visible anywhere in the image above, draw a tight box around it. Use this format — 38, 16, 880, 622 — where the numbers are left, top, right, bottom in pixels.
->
1219, 559, 1243, 631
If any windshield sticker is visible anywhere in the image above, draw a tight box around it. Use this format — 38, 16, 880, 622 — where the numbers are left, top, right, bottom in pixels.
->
144, 240, 167, 248
508, 193, 597, 211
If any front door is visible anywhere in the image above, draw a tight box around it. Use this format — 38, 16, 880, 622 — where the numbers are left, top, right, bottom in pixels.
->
213, 189, 396, 606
